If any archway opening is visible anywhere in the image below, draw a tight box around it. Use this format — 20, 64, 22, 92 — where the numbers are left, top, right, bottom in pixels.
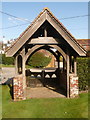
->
26, 49, 56, 87
26, 49, 52, 69
25, 48, 67, 97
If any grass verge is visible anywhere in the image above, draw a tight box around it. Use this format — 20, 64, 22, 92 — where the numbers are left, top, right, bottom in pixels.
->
2, 85, 88, 118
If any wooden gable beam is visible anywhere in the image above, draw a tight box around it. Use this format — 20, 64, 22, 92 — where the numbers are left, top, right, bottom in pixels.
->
6, 8, 86, 57
25, 44, 67, 63
28, 37, 61, 44
46, 12, 86, 56
6, 11, 47, 57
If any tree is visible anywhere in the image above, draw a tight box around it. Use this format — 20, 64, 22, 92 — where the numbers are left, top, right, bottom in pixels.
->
27, 52, 51, 68
1, 54, 14, 65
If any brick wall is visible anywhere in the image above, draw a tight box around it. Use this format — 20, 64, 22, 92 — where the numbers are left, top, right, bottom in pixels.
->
13, 75, 25, 101
69, 75, 79, 98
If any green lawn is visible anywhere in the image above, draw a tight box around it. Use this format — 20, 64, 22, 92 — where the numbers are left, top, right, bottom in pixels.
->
0, 64, 14, 68
0, 64, 32, 69
2, 85, 88, 118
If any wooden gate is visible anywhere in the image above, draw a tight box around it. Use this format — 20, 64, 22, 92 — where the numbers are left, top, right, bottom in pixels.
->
26, 68, 58, 88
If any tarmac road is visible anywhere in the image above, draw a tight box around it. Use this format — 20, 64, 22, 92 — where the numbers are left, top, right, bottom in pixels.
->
0, 67, 15, 84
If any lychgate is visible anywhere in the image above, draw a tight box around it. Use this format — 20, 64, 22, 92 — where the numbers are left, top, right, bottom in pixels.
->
6, 8, 86, 101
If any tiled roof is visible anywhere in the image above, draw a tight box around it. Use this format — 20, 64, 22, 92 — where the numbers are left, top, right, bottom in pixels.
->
77, 39, 90, 51
77, 39, 90, 45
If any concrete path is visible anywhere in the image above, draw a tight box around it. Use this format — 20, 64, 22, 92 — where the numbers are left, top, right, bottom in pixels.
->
0, 67, 15, 84
26, 87, 66, 98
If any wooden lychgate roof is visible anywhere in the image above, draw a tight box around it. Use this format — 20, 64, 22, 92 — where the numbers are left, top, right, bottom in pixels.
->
6, 8, 86, 57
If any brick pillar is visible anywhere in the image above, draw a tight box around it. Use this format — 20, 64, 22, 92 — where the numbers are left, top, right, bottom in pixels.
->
13, 75, 26, 101
69, 75, 79, 98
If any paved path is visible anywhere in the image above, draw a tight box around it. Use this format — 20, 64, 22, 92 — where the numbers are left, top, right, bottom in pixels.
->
0, 67, 15, 84
26, 87, 66, 98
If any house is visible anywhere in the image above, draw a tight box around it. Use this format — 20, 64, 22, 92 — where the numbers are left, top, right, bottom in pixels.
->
77, 39, 90, 51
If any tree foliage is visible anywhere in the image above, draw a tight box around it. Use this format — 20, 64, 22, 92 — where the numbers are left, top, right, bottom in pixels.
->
1, 54, 14, 65
77, 57, 89, 91
27, 52, 51, 68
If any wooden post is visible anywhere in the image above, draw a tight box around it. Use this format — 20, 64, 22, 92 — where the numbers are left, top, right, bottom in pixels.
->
22, 47, 26, 89
67, 54, 70, 98
44, 28, 47, 37
58, 58, 60, 69
57, 53, 60, 69
22, 57, 25, 76
42, 70, 45, 86
74, 57, 77, 75
63, 57, 65, 71
15, 55, 18, 75
70, 56, 72, 73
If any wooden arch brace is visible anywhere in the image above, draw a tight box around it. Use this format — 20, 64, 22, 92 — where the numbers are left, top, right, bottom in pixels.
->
25, 45, 66, 63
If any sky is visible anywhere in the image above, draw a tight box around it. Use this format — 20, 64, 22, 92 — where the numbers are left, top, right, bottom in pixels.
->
1, 2, 88, 43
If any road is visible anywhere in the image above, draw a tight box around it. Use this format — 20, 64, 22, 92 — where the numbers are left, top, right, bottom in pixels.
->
0, 67, 15, 84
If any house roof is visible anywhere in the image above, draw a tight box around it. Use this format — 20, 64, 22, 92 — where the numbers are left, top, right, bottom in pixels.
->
77, 39, 90, 46
6, 8, 87, 57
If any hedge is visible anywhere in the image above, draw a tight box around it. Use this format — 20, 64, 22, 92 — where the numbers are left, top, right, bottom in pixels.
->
0, 54, 14, 65
77, 57, 89, 91
27, 52, 51, 68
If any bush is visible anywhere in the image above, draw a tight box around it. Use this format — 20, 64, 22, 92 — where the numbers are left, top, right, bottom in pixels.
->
1, 54, 14, 65
27, 52, 51, 68
77, 57, 89, 91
